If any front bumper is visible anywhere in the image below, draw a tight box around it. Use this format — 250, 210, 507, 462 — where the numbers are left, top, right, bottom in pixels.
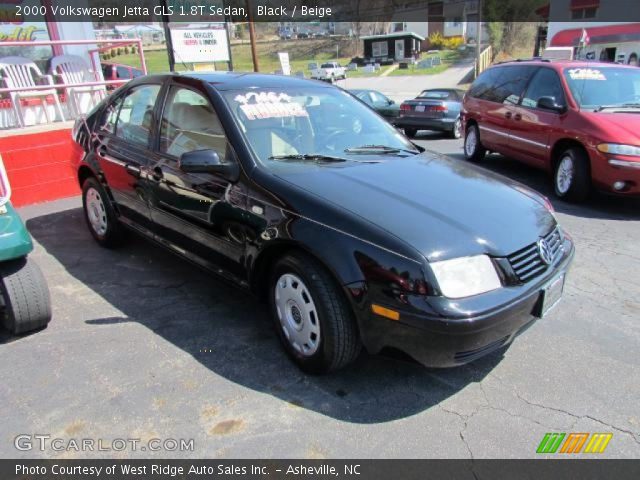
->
590, 148, 640, 195
358, 238, 575, 368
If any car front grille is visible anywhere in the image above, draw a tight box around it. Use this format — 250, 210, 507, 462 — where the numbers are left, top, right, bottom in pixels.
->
507, 227, 563, 283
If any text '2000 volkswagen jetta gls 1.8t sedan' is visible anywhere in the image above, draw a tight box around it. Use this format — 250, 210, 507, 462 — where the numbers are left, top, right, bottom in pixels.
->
72, 73, 574, 373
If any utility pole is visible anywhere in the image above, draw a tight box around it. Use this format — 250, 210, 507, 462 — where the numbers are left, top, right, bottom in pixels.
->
160, 0, 175, 72
225, 17, 234, 71
246, 0, 259, 72
475, 0, 482, 78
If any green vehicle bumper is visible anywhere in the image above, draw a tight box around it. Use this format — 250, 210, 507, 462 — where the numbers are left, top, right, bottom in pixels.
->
0, 202, 33, 262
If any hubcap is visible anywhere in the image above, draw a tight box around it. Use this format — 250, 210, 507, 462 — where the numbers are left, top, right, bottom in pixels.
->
274, 273, 320, 356
556, 156, 574, 194
86, 187, 108, 236
454, 119, 461, 138
465, 128, 477, 156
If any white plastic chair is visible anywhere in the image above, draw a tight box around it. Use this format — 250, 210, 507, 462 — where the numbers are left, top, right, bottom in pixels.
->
0, 56, 65, 127
50, 54, 105, 117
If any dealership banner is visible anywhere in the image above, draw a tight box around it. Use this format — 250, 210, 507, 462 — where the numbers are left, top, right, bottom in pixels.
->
4, 0, 640, 23
3, 459, 640, 479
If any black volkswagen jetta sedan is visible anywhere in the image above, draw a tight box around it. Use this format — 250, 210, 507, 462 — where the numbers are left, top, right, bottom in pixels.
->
73, 72, 574, 373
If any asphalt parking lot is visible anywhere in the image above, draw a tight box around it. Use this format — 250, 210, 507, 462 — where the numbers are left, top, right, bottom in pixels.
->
2, 132, 640, 459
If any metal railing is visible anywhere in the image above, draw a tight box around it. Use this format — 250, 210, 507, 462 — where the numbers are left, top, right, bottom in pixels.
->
0, 39, 147, 128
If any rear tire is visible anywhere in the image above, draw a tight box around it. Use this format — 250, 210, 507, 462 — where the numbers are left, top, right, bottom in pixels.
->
451, 117, 462, 139
404, 128, 417, 138
464, 123, 486, 162
82, 177, 127, 248
268, 253, 361, 374
553, 147, 591, 202
1, 256, 51, 335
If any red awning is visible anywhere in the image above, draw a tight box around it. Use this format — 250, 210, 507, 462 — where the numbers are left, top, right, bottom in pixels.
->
570, 0, 600, 9
550, 22, 640, 46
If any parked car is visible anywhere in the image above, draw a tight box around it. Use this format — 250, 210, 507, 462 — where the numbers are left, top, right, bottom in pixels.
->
0, 160, 51, 335
310, 62, 346, 83
349, 89, 400, 123
101, 62, 144, 90
462, 59, 640, 201
396, 89, 465, 139
73, 73, 574, 373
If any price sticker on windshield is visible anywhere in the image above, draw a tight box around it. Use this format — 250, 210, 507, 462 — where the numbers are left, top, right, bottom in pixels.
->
568, 68, 606, 81
234, 92, 309, 120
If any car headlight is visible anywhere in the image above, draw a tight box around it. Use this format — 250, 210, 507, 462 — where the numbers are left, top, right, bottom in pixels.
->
597, 143, 640, 156
430, 255, 502, 299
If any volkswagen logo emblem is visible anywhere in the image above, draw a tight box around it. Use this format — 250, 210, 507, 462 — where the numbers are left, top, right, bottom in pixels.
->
537, 238, 553, 265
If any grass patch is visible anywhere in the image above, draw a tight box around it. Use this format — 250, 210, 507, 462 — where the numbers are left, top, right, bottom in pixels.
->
111, 42, 468, 79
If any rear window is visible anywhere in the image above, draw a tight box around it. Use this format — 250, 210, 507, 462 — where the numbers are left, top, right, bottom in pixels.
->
321, 63, 335, 69
418, 90, 452, 99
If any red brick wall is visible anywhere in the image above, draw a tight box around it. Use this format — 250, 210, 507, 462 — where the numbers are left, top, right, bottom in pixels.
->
0, 128, 80, 207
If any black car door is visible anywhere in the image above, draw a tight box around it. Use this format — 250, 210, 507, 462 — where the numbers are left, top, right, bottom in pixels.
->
146, 82, 249, 281
94, 83, 162, 232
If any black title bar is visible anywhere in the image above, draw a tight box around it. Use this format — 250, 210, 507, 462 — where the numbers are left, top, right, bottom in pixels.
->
3, 0, 640, 23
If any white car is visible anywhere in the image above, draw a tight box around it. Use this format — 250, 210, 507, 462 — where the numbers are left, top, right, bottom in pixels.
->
310, 62, 346, 82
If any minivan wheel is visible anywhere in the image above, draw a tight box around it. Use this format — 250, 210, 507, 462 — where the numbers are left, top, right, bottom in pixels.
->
404, 128, 417, 138
451, 118, 462, 139
269, 253, 361, 374
82, 177, 127, 248
464, 123, 486, 161
553, 147, 590, 202
1, 256, 51, 335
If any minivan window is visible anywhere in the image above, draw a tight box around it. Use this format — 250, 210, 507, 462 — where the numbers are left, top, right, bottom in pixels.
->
470, 66, 534, 105
563, 66, 640, 109
521, 68, 566, 109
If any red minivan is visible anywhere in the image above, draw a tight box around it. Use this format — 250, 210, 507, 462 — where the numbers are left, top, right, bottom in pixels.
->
462, 60, 640, 201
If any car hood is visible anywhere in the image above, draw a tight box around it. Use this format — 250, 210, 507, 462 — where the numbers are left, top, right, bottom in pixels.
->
273, 153, 555, 261
584, 111, 640, 140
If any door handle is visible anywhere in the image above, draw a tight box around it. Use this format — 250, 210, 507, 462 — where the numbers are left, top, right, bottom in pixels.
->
125, 163, 141, 178
514, 113, 522, 121
505, 111, 512, 119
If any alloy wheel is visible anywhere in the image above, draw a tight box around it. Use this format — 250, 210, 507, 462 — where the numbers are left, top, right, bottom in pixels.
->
556, 155, 574, 195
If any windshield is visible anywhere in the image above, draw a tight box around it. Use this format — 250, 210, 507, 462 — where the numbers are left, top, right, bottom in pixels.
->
223, 87, 418, 168
563, 66, 640, 110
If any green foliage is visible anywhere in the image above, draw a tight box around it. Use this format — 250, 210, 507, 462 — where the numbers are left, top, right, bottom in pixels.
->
443, 36, 465, 50
428, 31, 444, 49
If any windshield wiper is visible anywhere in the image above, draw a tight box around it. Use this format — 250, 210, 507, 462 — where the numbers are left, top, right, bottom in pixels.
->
268, 154, 347, 163
594, 103, 640, 112
344, 144, 418, 155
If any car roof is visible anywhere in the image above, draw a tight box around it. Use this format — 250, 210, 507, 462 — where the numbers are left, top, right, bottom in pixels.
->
492, 59, 639, 70
128, 71, 334, 91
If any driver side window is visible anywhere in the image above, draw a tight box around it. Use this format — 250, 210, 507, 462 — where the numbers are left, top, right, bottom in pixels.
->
521, 68, 566, 109
160, 87, 227, 160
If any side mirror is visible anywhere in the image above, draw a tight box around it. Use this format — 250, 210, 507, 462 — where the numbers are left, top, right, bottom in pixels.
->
178, 149, 240, 182
388, 99, 395, 105
537, 96, 566, 113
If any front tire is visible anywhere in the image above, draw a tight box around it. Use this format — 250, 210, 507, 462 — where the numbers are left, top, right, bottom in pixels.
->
464, 123, 486, 161
269, 253, 361, 374
82, 177, 127, 248
404, 127, 417, 138
1, 256, 51, 335
553, 147, 591, 202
